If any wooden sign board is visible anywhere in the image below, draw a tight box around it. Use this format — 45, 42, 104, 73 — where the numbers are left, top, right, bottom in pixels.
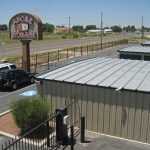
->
9, 13, 43, 72
9, 12, 43, 40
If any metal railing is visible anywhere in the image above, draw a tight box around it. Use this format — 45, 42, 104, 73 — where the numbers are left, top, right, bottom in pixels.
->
5, 39, 128, 73
1, 113, 58, 150
1, 105, 79, 150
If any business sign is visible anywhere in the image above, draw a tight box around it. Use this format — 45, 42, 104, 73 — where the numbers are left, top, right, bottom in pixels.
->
9, 13, 43, 40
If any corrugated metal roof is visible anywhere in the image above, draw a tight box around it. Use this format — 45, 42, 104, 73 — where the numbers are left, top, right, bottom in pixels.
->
37, 57, 150, 92
118, 46, 150, 54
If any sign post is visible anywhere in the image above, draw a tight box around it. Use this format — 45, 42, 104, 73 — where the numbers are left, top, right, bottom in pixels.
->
21, 40, 31, 72
9, 12, 43, 72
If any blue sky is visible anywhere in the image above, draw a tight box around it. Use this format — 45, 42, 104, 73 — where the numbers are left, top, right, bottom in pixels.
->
0, 0, 150, 27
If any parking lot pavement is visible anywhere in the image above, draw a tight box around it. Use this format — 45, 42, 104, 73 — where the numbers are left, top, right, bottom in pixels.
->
0, 91, 9, 97
72, 132, 150, 150
0, 135, 11, 147
0, 84, 37, 113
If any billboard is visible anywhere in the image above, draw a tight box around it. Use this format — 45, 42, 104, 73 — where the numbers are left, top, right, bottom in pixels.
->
9, 13, 43, 40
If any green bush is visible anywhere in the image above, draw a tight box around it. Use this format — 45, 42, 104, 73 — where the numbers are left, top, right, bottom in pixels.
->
61, 34, 67, 39
72, 32, 79, 39
11, 96, 51, 135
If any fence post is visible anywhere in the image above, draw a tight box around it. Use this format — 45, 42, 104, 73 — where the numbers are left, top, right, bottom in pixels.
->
67, 48, 69, 59
46, 121, 50, 147
21, 56, 23, 69
87, 45, 88, 55
80, 117, 85, 143
81, 46, 83, 56
70, 125, 74, 150
34, 54, 38, 73
58, 49, 60, 62
74, 47, 76, 57
48, 52, 50, 70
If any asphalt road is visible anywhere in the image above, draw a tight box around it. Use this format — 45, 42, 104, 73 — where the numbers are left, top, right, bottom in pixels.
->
0, 84, 36, 113
0, 33, 136, 57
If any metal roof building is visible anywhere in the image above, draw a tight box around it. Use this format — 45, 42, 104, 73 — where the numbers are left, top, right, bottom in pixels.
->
37, 57, 150, 144
38, 57, 150, 92
141, 41, 150, 46
118, 46, 150, 61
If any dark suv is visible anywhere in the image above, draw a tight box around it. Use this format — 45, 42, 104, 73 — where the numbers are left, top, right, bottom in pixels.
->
0, 69, 35, 90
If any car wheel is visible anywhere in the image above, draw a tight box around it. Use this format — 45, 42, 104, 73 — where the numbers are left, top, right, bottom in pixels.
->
30, 77, 35, 84
12, 83, 17, 90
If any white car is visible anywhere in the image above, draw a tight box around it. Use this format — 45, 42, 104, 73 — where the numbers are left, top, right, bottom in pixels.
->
0, 63, 16, 72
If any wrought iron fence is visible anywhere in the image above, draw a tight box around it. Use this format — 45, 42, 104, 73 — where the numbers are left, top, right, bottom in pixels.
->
1, 102, 79, 150
1, 112, 73, 150
1, 113, 56, 150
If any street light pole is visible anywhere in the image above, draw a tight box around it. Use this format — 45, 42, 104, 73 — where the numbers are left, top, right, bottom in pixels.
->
141, 16, 144, 42
68, 16, 71, 33
100, 12, 103, 49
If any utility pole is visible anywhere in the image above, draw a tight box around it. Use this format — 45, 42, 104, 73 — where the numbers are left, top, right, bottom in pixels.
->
100, 12, 103, 49
68, 16, 71, 33
141, 16, 144, 41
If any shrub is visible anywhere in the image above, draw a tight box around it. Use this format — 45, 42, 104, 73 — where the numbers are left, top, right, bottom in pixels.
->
61, 34, 67, 39
11, 96, 51, 135
72, 32, 79, 39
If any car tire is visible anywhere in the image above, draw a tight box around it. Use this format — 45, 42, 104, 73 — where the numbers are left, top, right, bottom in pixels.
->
12, 83, 17, 90
30, 77, 35, 84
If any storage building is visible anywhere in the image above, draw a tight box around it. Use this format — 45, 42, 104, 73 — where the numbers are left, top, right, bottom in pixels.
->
141, 41, 150, 47
118, 46, 150, 61
37, 57, 150, 144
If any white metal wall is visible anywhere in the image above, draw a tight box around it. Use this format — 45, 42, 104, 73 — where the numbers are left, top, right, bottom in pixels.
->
38, 80, 150, 143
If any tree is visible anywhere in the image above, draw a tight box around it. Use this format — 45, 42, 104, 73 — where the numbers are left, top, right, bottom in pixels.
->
130, 25, 136, 32
72, 25, 84, 32
42, 23, 55, 33
111, 25, 122, 32
0, 24, 8, 31
123, 25, 136, 32
85, 25, 97, 30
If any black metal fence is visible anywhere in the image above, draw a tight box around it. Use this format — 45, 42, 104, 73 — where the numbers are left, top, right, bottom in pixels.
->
1, 112, 76, 150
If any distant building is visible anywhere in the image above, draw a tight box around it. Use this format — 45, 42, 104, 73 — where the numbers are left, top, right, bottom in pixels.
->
87, 28, 112, 34
104, 28, 112, 34
54, 25, 71, 33
87, 29, 101, 33
141, 41, 150, 47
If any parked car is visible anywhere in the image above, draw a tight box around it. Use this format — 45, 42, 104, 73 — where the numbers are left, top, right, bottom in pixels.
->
0, 69, 35, 90
0, 63, 16, 72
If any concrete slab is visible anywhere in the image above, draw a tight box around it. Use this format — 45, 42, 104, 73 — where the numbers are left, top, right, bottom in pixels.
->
68, 131, 150, 150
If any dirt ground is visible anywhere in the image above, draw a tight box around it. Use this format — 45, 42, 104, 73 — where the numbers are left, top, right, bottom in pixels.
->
0, 112, 20, 136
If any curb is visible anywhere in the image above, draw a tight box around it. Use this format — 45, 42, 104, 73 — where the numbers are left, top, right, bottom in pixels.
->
0, 110, 11, 117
